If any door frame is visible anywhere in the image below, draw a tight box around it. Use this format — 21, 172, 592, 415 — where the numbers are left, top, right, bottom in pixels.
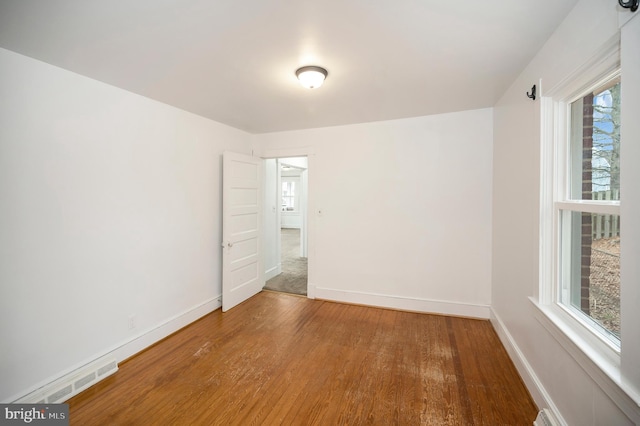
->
261, 147, 315, 299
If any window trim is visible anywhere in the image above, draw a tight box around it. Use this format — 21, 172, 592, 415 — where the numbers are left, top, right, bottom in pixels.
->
535, 34, 639, 404
555, 201, 619, 215
554, 71, 622, 349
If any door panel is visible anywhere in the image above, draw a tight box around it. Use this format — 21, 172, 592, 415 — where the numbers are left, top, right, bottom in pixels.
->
222, 151, 263, 311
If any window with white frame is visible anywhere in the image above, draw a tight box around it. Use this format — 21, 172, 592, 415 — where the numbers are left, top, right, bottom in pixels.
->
539, 22, 640, 411
281, 178, 299, 212
541, 55, 622, 355
558, 74, 621, 347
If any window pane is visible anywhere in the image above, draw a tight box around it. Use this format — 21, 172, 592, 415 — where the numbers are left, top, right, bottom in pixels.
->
569, 80, 621, 201
560, 211, 620, 341
281, 181, 296, 211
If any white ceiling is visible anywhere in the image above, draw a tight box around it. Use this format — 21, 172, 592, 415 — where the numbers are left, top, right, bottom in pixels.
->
0, 0, 579, 134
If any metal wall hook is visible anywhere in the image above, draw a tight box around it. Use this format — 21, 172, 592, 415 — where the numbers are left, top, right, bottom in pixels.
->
526, 85, 536, 101
619, 0, 638, 12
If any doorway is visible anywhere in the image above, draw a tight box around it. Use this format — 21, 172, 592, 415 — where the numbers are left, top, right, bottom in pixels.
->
262, 157, 308, 296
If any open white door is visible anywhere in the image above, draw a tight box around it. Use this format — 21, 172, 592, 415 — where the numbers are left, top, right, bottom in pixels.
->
222, 151, 263, 312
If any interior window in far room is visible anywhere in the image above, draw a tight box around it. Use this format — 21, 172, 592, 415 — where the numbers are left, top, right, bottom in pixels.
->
281, 179, 297, 212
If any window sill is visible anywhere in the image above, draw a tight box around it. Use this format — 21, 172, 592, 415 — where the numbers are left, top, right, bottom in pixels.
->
529, 297, 640, 413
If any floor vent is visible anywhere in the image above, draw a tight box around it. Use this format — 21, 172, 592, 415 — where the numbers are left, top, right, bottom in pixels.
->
533, 408, 560, 426
15, 355, 118, 404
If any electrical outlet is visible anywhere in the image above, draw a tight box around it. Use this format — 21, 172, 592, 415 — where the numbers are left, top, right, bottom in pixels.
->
128, 314, 137, 330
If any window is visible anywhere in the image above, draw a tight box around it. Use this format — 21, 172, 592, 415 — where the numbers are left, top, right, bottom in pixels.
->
539, 18, 640, 412
540, 58, 623, 357
281, 179, 298, 212
558, 78, 621, 346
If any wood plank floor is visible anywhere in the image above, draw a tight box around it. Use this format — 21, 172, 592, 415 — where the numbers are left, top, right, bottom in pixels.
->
67, 291, 538, 425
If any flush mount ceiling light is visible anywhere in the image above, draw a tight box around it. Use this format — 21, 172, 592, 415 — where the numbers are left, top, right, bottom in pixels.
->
295, 66, 328, 89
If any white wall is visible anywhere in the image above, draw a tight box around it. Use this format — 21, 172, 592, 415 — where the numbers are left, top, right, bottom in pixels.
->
491, 0, 639, 424
263, 159, 280, 280
279, 157, 308, 169
0, 48, 251, 402
254, 108, 493, 318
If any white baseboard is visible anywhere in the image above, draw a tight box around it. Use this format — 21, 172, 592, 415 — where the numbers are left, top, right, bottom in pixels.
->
307, 282, 316, 299
265, 264, 281, 281
314, 286, 490, 319
111, 296, 221, 363
7, 296, 221, 404
490, 307, 567, 426
14, 354, 118, 404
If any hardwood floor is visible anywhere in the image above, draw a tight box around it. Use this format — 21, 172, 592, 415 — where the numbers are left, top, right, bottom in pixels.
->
67, 292, 538, 425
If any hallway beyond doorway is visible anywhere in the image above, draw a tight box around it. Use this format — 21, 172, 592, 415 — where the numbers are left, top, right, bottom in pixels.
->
264, 228, 307, 295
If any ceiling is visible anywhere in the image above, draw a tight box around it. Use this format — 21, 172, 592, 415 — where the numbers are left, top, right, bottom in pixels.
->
0, 0, 579, 134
